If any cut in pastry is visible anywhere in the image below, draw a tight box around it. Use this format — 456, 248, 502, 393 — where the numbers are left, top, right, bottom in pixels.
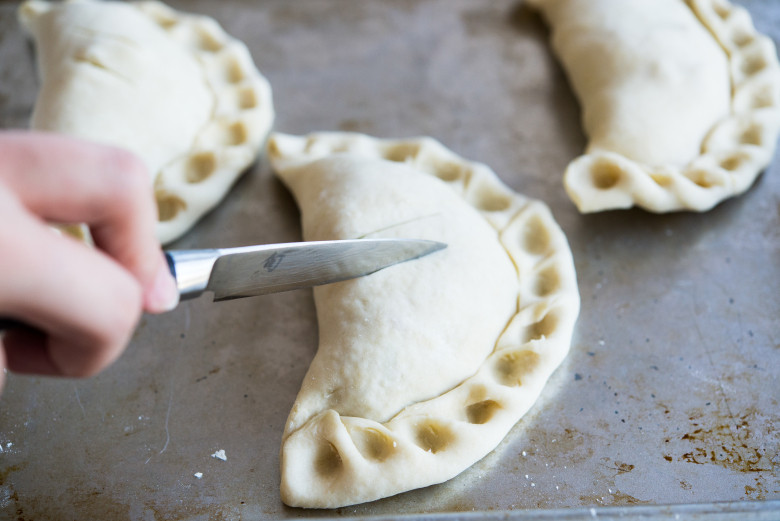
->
19, 0, 274, 243
268, 132, 580, 508
529, 0, 780, 213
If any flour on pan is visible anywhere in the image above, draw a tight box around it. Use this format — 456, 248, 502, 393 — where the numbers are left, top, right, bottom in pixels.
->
211, 449, 227, 461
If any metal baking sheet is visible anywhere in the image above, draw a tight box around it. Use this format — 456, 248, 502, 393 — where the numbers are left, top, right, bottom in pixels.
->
0, 0, 778, 519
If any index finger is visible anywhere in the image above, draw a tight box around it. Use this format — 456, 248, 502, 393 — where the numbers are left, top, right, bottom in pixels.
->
0, 131, 176, 312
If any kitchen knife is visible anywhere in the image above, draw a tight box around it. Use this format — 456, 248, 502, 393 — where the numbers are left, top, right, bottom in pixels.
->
167, 238, 446, 301
0, 238, 446, 329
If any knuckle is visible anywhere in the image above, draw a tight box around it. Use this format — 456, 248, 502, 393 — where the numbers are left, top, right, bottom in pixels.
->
106, 146, 147, 177
102, 148, 152, 209
106, 278, 144, 341
0, 186, 19, 245
76, 278, 143, 377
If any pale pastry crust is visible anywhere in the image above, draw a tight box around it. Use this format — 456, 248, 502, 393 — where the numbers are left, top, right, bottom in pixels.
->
268, 132, 580, 508
19, 0, 274, 243
529, 0, 780, 213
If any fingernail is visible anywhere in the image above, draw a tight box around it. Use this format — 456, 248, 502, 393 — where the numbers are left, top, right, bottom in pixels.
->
146, 259, 179, 313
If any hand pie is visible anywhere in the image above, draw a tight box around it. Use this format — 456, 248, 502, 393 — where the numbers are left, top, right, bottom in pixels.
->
19, 0, 274, 243
529, 0, 780, 213
268, 132, 580, 508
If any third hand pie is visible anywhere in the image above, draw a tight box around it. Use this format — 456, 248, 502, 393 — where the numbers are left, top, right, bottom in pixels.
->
268, 132, 580, 508
19, 0, 274, 243
529, 0, 780, 213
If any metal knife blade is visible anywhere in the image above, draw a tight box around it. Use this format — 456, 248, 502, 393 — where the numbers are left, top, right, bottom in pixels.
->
167, 238, 447, 302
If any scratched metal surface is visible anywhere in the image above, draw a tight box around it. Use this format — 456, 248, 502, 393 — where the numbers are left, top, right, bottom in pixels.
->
0, 0, 778, 520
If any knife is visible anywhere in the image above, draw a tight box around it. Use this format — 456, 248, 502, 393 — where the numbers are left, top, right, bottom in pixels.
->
167, 238, 446, 301
0, 238, 446, 329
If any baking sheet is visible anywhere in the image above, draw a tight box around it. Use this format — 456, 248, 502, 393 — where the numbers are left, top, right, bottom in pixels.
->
0, 0, 778, 519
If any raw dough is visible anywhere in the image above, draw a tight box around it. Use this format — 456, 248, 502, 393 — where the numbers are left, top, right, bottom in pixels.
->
268, 132, 580, 508
19, 0, 274, 243
529, 0, 780, 212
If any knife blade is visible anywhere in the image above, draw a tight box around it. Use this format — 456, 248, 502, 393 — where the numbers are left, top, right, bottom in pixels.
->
0, 238, 446, 330
168, 238, 446, 301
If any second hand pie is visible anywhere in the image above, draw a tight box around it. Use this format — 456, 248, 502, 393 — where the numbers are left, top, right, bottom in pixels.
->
19, 0, 274, 244
530, 0, 780, 213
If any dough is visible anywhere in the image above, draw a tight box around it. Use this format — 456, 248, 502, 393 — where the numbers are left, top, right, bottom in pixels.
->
19, 0, 274, 243
268, 132, 580, 508
529, 0, 780, 212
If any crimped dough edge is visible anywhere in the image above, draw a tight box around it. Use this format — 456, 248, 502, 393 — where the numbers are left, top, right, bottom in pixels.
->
533, 0, 780, 213
19, 0, 274, 244
268, 132, 580, 508
135, 1, 274, 243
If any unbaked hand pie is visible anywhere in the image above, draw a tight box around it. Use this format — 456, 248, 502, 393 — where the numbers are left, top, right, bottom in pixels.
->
268, 132, 580, 508
529, 0, 780, 213
19, 0, 274, 243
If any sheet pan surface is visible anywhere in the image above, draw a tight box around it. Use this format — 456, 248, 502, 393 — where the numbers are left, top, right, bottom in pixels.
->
0, 1, 777, 519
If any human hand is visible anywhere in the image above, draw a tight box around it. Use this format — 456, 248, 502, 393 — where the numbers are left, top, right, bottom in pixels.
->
0, 131, 178, 389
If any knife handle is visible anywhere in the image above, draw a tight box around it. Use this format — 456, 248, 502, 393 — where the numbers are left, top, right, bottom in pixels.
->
0, 318, 25, 331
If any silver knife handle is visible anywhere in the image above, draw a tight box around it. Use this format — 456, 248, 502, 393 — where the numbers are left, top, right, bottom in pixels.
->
165, 249, 221, 300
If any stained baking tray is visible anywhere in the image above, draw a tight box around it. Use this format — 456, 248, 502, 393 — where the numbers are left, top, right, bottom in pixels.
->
0, 0, 778, 519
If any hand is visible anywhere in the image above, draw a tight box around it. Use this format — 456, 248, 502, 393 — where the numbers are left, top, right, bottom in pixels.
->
0, 131, 178, 389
